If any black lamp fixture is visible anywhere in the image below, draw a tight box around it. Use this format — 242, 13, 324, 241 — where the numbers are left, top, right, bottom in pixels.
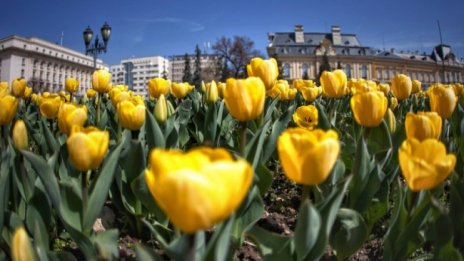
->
83, 22, 111, 69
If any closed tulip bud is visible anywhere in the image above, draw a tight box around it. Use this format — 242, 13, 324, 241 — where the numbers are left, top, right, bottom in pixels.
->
86, 88, 97, 98
278, 128, 340, 185
405, 112, 441, 141
205, 81, 219, 103
38, 94, 62, 119
399, 138, 456, 191
23, 87, 33, 99
65, 77, 79, 93
378, 83, 390, 96
92, 69, 111, 93
11, 78, 26, 98
67, 126, 109, 171
117, 97, 146, 130
247, 57, 279, 90
428, 84, 457, 119
31, 94, 38, 103
11, 226, 37, 261
385, 108, 396, 133
144, 147, 252, 233
391, 74, 412, 100
148, 78, 171, 99
58, 103, 88, 135
167, 100, 175, 117
224, 77, 265, 122
390, 97, 398, 110
320, 70, 349, 98
171, 82, 194, 99
217, 82, 226, 98
452, 83, 463, 97
12, 120, 28, 150
350, 91, 388, 127
293, 105, 318, 130
411, 80, 422, 93
0, 81, 8, 98
0, 95, 19, 126
201, 81, 207, 93
154, 94, 168, 123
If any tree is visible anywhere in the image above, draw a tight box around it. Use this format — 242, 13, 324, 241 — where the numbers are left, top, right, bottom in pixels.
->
212, 36, 262, 78
192, 45, 202, 90
182, 53, 192, 83
317, 51, 332, 84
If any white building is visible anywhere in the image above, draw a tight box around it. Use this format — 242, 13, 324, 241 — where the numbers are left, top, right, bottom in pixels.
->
109, 56, 169, 96
0, 35, 105, 95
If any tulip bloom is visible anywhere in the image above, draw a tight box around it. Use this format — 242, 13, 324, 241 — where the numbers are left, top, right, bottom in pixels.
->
65, 77, 80, 93
154, 94, 168, 123
267, 80, 297, 100
148, 78, 171, 99
11, 226, 36, 261
109, 85, 130, 106
405, 112, 441, 141
390, 97, 398, 110
399, 138, 456, 191
391, 74, 412, 100
277, 128, 340, 185
38, 94, 62, 119
293, 105, 318, 130
171, 82, 194, 99
67, 126, 109, 172
385, 108, 396, 134
452, 83, 463, 97
224, 77, 265, 122
23, 87, 33, 99
205, 81, 219, 103
92, 69, 112, 93
320, 70, 349, 98
11, 78, 26, 98
428, 84, 457, 119
12, 120, 28, 150
246, 57, 279, 90
86, 88, 97, 98
0, 81, 8, 98
217, 82, 226, 98
377, 83, 390, 96
117, 96, 146, 130
0, 95, 19, 126
350, 79, 377, 94
144, 147, 253, 233
411, 80, 422, 94
350, 91, 388, 127
58, 103, 88, 135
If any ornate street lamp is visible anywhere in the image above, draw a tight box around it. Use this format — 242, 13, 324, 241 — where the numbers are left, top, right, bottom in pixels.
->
83, 22, 111, 70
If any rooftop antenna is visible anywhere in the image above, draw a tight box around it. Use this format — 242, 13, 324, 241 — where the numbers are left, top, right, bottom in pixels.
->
60, 31, 64, 46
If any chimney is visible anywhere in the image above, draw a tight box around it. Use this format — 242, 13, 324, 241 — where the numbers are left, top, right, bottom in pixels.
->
331, 25, 341, 45
390, 48, 395, 53
294, 24, 304, 43
268, 33, 275, 45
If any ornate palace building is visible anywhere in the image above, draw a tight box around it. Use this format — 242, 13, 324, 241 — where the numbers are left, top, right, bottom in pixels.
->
267, 25, 464, 84
0, 35, 105, 95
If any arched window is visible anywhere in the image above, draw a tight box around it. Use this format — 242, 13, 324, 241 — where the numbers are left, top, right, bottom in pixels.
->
301, 63, 309, 78
345, 64, 352, 78
283, 63, 291, 78
361, 65, 368, 79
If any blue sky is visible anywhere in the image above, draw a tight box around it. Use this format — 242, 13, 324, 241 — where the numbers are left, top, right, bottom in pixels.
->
1, 0, 463, 65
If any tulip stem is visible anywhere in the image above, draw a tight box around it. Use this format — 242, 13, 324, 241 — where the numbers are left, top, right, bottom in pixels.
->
0, 125, 7, 151
186, 234, 196, 261
96, 93, 101, 127
302, 186, 312, 204
82, 170, 89, 223
239, 121, 248, 157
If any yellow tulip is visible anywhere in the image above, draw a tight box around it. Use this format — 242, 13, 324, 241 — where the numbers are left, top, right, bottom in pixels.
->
117, 97, 146, 130
350, 79, 377, 94
12, 120, 28, 150
411, 80, 422, 94
428, 84, 457, 119
23, 87, 33, 99
11, 226, 36, 261
350, 91, 388, 127
144, 147, 253, 233
109, 85, 131, 106
390, 97, 398, 110
385, 108, 396, 134
377, 83, 390, 96
154, 94, 168, 123
148, 78, 171, 99
405, 112, 441, 141
58, 103, 88, 135
217, 82, 226, 98
320, 70, 349, 98
206, 80, 219, 103
11, 78, 26, 98
38, 94, 62, 119
293, 105, 318, 130
59, 91, 70, 102
66, 126, 109, 172
0, 81, 8, 98
293, 79, 316, 92
294, 79, 321, 102
92, 69, 111, 93
267, 80, 297, 100
391, 74, 412, 100
171, 82, 194, 99
224, 77, 265, 121
86, 88, 97, 98
399, 138, 456, 191
0, 95, 19, 126
278, 128, 340, 185
246, 57, 279, 90
65, 77, 79, 93
452, 83, 463, 97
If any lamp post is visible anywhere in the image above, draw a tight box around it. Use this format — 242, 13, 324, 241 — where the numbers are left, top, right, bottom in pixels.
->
83, 22, 111, 70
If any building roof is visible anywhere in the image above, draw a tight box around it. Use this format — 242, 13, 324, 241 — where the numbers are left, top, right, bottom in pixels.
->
270, 32, 361, 47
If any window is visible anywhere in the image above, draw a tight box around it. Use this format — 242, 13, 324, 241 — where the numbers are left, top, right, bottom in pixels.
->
361, 65, 368, 79
283, 63, 291, 78
301, 63, 309, 78
22, 58, 26, 66
345, 64, 352, 78
21, 69, 25, 78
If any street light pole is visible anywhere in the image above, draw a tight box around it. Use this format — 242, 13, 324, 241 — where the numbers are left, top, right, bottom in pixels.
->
83, 22, 111, 71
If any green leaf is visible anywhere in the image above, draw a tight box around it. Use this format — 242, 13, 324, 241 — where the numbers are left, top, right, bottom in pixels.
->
41, 119, 59, 153
352, 166, 385, 213
59, 178, 83, 232
349, 135, 373, 210
231, 186, 264, 245
262, 104, 296, 162
245, 120, 272, 169
94, 229, 120, 260
202, 215, 235, 261
28, 206, 50, 261
145, 110, 166, 149
294, 200, 321, 260
204, 102, 218, 143
263, 97, 280, 123
84, 139, 124, 233
246, 226, 293, 260
315, 102, 330, 130
135, 243, 163, 261
131, 173, 168, 223
141, 219, 171, 249
367, 120, 392, 155
255, 162, 273, 195
21, 150, 61, 209
330, 208, 368, 259
0, 151, 11, 229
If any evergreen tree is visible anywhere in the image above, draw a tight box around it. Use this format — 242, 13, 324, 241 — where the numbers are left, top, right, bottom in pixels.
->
182, 53, 193, 83
193, 45, 202, 90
